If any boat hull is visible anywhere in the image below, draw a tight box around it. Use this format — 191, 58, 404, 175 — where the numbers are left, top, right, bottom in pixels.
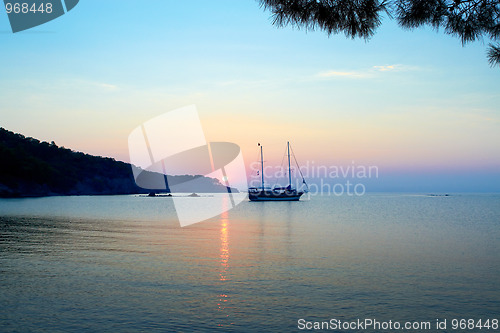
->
248, 191, 303, 201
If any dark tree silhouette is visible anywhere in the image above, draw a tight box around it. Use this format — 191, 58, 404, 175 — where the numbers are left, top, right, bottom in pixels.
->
259, 0, 500, 67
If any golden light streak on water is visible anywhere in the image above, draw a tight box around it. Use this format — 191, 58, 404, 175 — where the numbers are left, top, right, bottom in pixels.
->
217, 198, 231, 324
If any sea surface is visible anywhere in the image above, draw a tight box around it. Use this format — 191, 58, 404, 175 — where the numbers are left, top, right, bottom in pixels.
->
0, 193, 499, 332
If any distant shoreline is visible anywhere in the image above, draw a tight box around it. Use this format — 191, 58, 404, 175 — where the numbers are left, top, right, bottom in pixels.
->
0, 127, 238, 198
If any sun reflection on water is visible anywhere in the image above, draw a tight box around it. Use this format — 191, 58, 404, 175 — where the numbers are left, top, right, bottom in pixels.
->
219, 214, 229, 282
217, 199, 231, 325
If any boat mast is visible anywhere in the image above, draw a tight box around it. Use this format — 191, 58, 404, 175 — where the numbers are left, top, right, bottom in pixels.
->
287, 141, 291, 187
259, 143, 264, 191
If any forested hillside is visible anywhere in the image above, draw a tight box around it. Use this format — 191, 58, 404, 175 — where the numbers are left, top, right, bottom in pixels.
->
0, 128, 234, 197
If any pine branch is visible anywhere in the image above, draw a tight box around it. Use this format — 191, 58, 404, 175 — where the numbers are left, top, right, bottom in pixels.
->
488, 43, 500, 66
259, 0, 500, 67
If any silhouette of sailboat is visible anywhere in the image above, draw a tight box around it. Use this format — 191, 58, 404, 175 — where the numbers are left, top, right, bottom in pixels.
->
248, 142, 308, 201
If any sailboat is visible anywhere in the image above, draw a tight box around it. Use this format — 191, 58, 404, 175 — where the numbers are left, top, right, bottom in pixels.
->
248, 142, 307, 201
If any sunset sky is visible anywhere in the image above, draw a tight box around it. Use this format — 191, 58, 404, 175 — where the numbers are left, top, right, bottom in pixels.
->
1, 0, 499, 191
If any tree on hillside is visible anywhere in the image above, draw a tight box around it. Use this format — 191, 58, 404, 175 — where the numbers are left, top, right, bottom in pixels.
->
259, 0, 500, 66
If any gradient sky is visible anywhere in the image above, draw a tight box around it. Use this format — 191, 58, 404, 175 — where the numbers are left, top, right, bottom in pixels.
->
1, 0, 499, 191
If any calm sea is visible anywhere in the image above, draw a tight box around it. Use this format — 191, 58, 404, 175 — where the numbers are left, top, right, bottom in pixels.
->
1, 194, 499, 332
